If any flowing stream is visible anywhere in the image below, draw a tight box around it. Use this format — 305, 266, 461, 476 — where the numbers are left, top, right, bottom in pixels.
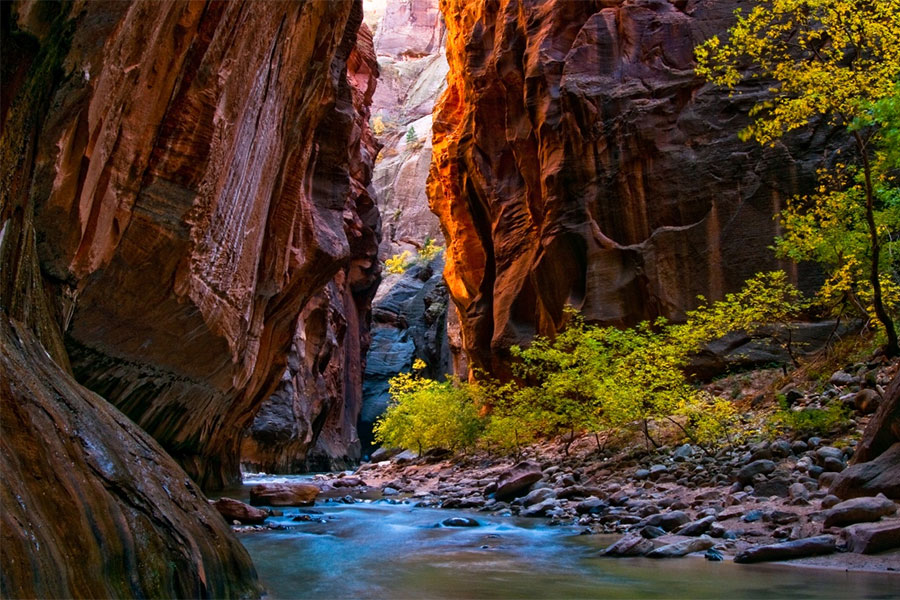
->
229, 475, 897, 599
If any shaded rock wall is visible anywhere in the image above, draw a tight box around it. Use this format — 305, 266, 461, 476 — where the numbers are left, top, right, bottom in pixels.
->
2, 0, 378, 490
241, 23, 382, 474
0, 318, 261, 599
361, 256, 450, 453
429, 0, 829, 375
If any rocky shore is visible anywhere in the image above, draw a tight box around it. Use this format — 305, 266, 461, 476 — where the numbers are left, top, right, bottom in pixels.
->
221, 363, 900, 573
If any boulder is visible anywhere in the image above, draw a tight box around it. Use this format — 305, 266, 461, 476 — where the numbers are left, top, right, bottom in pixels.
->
850, 376, 899, 464
640, 526, 667, 539
815, 446, 844, 464
854, 389, 882, 414
603, 535, 654, 557
520, 499, 559, 518
369, 447, 403, 462
495, 461, 542, 500
734, 535, 837, 563
644, 511, 691, 532
842, 520, 900, 554
212, 498, 269, 525
332, 476, 366, 488
646, 536, 715, 558
751, 476, 792, 498
676, 516, 717, 537
673, 444, 694, 461
822, 495, 897, 528
575, 497, 608, 515
737, 460, 776, 485
788, 483, 810, 502
249, 483, 320, 507
831, 443, 900, 500
393, 450, 420, 464
829, 371, 856, 386
522, 487, 556, 507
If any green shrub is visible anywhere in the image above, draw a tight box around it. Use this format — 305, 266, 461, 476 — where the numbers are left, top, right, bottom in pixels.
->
769, 397, 850, 436
373, 369, 483, 454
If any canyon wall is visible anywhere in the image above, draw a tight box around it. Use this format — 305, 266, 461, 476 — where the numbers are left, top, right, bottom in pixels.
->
429, 0, 827, 375
0, 319, 261, 598
1, 0, 379, 491
241, 23, 381, 474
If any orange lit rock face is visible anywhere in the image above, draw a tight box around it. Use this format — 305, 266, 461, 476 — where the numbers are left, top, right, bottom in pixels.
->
430, 0, 825, 375
5, 0, 377, 490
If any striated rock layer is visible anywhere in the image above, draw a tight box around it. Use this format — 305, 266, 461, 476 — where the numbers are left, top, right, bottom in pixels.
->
429, 0, 828, 375
2, 0, 379, 490
241, 22, 382, 474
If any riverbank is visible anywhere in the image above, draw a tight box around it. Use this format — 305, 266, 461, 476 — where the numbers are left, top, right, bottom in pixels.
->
228, 359, 900, 576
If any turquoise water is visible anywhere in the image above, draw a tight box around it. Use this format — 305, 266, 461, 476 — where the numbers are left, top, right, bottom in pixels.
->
232, 479, 898, 600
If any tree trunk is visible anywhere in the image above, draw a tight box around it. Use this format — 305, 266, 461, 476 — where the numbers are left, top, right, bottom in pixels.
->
854, 131, 899, 356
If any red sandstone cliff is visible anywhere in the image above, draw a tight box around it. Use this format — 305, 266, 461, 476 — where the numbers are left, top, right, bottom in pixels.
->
1, 0, 376, 594
2, 0, 379, 491
241, 24, 382, 473
429, 0, 826, 376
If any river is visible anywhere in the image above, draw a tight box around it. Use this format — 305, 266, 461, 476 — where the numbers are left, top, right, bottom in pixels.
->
230, 475, 898, 599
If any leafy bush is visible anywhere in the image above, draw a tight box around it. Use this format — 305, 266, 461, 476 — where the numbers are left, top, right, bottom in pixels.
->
769, 397, 850, 436
385, 250, 412, 274
418, 237, 443, 262
375, 271, 808, 457
505, 271, 804, 452
384, 240, 444, 275
373, 369, 483, 455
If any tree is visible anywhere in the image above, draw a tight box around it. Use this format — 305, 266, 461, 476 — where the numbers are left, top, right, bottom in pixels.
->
372, 115, 386, 135
405, 125, 418, 145
695, 0, 900, 355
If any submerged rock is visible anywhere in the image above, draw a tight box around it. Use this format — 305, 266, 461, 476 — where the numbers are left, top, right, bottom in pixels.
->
441, 517, 480, 528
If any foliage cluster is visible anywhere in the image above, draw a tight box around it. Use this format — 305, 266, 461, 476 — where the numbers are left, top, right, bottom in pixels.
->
768, 396, 850, 436
384, 238, 444, 275
374, 272, 806, 457
373, 360, 482, 455
696, 0, 900, 355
